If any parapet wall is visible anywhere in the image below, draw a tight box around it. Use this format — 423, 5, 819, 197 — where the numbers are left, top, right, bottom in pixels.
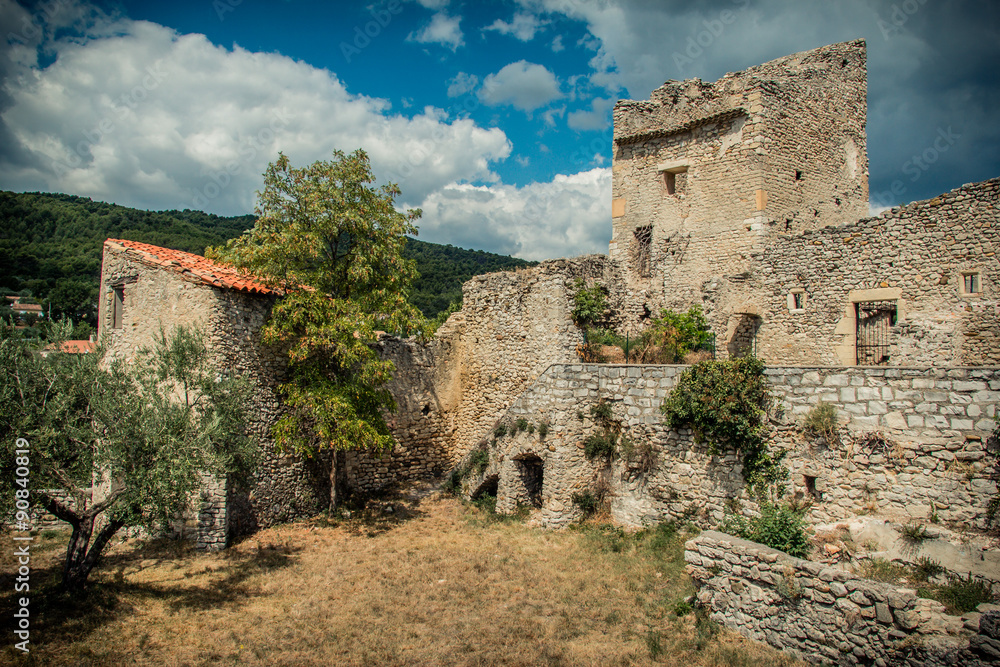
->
685, 531, 999, 666
467, 363, 999, 530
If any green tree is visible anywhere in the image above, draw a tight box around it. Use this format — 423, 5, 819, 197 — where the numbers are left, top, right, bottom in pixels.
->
0, 322, 256, 590
206, 150, 425, 481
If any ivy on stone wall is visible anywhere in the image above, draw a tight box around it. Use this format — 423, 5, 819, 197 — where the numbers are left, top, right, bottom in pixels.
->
660, 356, 787, 493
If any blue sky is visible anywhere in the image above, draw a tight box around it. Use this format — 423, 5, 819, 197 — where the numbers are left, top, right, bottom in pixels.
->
1, 0, 998, 260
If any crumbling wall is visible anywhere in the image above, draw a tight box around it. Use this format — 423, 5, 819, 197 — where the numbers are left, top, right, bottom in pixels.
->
609, 40, 869, 335
685, 531, 998, 666
462, 363, 999, 530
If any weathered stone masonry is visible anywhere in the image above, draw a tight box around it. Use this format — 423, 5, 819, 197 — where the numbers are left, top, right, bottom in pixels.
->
460, 363, 999, 531
685, 531, 1000, 666
98, 240, 330, 549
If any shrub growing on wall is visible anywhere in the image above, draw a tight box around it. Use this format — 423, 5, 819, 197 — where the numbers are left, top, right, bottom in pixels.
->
660, 356, 786, 493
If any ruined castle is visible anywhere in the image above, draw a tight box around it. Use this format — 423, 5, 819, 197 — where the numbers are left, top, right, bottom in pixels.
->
96, 40, 1000, 661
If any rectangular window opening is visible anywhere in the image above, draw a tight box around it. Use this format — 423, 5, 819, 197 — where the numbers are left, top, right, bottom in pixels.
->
804, 475, 820, 501
794, 170, 803, 181
634, 226, 653, 278
963, 272, 981, 295
661, 165, 688, 196
856, 300, 897, 366
792, 292, 804, 310
112, 287, 124, 329
665, 171, 676, 195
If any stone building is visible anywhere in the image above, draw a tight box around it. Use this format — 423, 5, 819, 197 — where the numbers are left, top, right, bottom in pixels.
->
98, 239, 330, 549
607, 39, 998, 367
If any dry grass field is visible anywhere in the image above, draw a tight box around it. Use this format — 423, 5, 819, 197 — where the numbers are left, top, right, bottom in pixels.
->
2, 487, 804, 666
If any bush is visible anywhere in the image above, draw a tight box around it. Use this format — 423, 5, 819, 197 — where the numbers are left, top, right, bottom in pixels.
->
721, 502, 810, 558
570, 279, 608, 327
635, 305, 714, 364
572, 490, 600, 517
537, 422, 549, 439
919, 574, 996, 615
469, 449, 489, 475
515, 418, 529, 433
494, 423, 507, 438
803, 403, 839, 444
584, 432, 616, 459
912, 557, 945, 582
621, 437, 656, 473
662, 356, 785, 492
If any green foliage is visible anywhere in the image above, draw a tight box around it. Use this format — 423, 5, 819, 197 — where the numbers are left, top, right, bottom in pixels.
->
584, 432, 617, 459
661, 356, 786, 492
469, 449, 489, 475
515, 418, 530, 433
0, 323, 255, 589
901, 523, 930, 543
918, 574, 996, 615
426, 299, 462, 334
912, 557, 945, 582
403, 239, 534, 318
638, 305, 714, 364
571, 490, 600, 517
591, 399, 614, 424
537, 422, 549, 439
721, 502, 810, 558
494, 423, 508, 438
0, 191, 531, 327
621, 437, 656, 473
570, 279, 608, 327
672, 599, 693, 617
803, 403, 840, 444
208, 150, 425, 459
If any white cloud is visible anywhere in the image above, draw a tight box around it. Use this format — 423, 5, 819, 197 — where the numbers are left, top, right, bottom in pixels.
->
412, 0, 450, 8
479, 60, 562, 112
0, 11, 509, 216
414, 167, 612, 261
567, 96, 616, 131
483, 12, 547, 41
550, 35, 564, 52
541, 106, 566, 127
446, 72, 479, 98
407, 12, 464, 51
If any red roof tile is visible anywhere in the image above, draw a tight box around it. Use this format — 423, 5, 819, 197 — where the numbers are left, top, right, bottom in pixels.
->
105, 239, 282, 296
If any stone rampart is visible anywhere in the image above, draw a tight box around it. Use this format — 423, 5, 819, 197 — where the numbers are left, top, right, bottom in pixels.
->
685, 531, 1000, 666
463, 364, 999, 530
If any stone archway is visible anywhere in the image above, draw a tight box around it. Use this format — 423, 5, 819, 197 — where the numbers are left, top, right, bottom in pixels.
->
727, 313, 761, 358
514, 454, 544, 508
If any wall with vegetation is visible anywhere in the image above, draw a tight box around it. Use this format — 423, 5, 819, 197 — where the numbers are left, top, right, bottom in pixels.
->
685, 531, 999, 666
452, 363, 999, 530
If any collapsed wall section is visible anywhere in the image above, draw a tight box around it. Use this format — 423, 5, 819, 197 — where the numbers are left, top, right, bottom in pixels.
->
685, 531, 998, 666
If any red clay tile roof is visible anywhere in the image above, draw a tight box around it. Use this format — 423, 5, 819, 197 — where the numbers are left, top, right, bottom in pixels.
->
105, 239, 282, 296
48, 340, 97, 354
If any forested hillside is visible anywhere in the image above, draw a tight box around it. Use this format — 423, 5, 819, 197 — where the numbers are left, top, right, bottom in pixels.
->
0, 191, 535, 324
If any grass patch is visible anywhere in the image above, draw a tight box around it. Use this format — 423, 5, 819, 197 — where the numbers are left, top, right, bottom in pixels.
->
918, 574, 996, 615
1, 495, 803, 666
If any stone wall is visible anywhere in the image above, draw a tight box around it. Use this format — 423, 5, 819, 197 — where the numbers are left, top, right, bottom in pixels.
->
609, 40, 869, 335
98, 243, 330, 548
461, 363, 999, 530
685, 531, 1000, 666
754, 178, 1000, 367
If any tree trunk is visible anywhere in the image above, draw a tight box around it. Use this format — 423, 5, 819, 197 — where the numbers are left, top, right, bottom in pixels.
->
329, 450, 347, 513
62, 516, 125, 591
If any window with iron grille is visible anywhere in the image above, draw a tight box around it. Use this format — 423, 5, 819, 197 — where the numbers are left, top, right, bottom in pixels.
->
634, 226, 652, 277
855, 300, 896, 366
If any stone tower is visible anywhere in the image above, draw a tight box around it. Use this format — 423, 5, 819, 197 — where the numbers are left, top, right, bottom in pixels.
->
609, 40, 869, 341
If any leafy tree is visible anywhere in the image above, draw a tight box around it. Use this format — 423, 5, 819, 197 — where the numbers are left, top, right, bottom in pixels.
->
0, 322, 256, 590
639, 306, 713, 363
207, 149, 425, 470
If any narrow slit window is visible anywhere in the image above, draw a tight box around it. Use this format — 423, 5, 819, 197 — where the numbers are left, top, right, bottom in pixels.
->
793, 292, 804, 310
962, 272, 981, 295
794, 170, 803, 181
665, 171, 676, 195
634, 226, 653, 278
112, 287, 124, 329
